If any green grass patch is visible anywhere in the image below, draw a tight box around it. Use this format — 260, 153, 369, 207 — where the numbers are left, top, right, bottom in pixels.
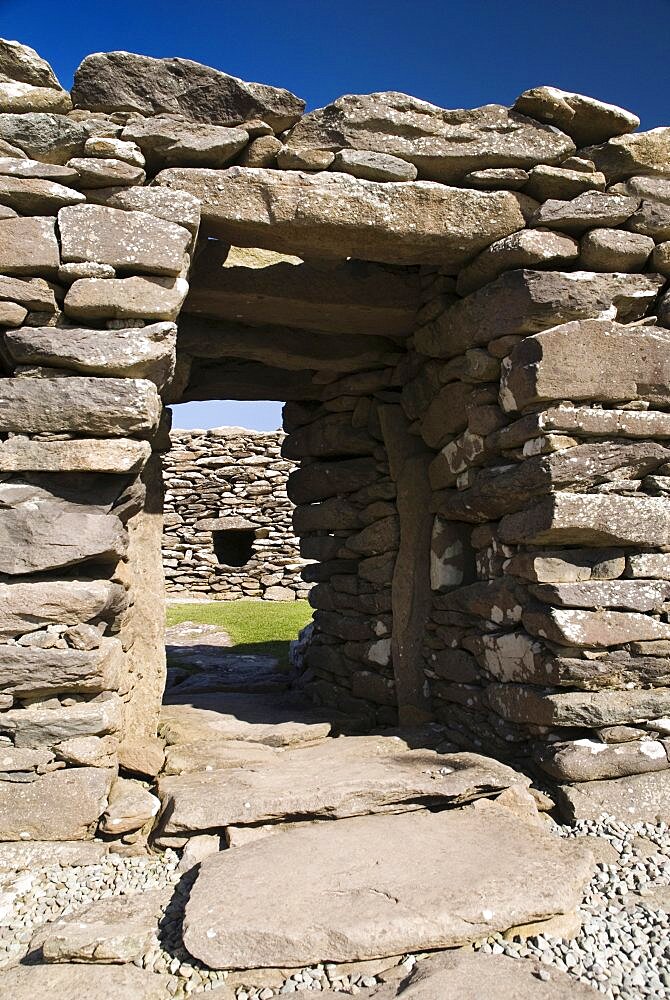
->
166, 600, 313, 666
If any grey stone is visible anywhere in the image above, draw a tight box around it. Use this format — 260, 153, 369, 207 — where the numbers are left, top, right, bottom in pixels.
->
0, 112, 91, 164
0, 694, 124, 748
0, 80, 70, 114
66, 155, 145, 188
0, 503, 126, 575
456, 230, 579, 296
514, 87, 639, 147
64, 275, 189, 322
332, 149, 418, 182
0, 765, 113, 840
612, 175, 670, 205
540, 738, 669, 782
651, 240, 670, 275
624, 198, 670, 241
0, 215, 59, 275
494, 406, 670, 447
416, 270, 663, 358
0, 964, 169, 999
627, 553, 670, 579
238, 134, 282, 167
0, 578, 127, 637
39, 888, 168, 964
59, 204, 191, 276
0, 300, 26, 326
504, 548, 625, 583
523, 605, 670, 647
0, 437, 151, 473
0, 39, 62, 89
182, 800, 593, 968
155, 165, 527, 269
529, 580, 670, 611
282, 92, 574, 182
580, 228, 655, 271
531, 191, 639, 232
0, 637, 123, 696
122, 115, 248, 169
0, 273, 56, 310
0, 839, 108, 871
100, 776, 160, 835
276, 146, 335, 170
584, 128, 670, 181
73, 51, 305, 131
487, 684, 670, 728
85, 184, 201, 237
555, 770, 670, 823
0, 376, 161, 436
523, 163, 606, 200
0, 174, 84, 213
463, 167, 529, 189
84, 135, 145, 166
55, 735, 119, 768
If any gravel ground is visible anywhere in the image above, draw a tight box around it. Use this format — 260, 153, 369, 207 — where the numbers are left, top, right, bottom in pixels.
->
0, 814, 669, 998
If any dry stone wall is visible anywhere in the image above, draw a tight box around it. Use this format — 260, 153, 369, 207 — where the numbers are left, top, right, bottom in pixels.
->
0, 38, 669, 840
162, 427, 310, 601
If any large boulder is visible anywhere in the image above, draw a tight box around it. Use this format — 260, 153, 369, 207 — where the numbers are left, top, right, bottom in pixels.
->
72, 51, 305, 131
182, 800, 593, 968
155, 166, 526, 269
282, 93, 574, 182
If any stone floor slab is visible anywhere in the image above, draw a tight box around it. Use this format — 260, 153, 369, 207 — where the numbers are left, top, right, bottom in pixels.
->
0, 963, 169, 998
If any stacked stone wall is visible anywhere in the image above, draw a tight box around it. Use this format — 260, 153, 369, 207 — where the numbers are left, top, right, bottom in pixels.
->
162, 427, 310, 601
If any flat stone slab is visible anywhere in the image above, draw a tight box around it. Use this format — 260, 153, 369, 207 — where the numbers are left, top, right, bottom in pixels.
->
165, 623, 287, 696
0, 840, 109, 871
183, 800, 593, 969
555, 770, 670, 824
0, 964, 169, 999
37, 888, 169, 963
163, 738, 281, 775
155, 166, 526, 269
0, 766, 113, 841
159, 692, 332, 748
368, 950, 598, 999
156, 738, 528, 837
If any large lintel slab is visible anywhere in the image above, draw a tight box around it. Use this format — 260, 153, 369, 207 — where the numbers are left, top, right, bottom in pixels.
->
155, 166, 526, 269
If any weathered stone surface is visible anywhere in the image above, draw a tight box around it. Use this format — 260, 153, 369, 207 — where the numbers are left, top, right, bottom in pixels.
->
368, 950, 598, 999
86, 184, 201, 237
0, 503, 126, 574
283, 93, 574, 182
183, 801, 592, 968
84, 135, 145, 166
156, 166, 526, 269
163, 738, 279, 775
0, 299, 26, 325
625, 198, 670, 241
123, 116, 248, 169
276, 146, 335, 170
514, 87, 639, 147
628, 553, 670, 579
0, 637, 123, 696
651, 240, 670, 275
585, 128, 670, 181
0, 113, 91, 164
529, 580, 670, 611
0, 376, 161, 436
283, 414, 375, 459
73, 52, 305, 131
416, 271, 663, 358
0, 766, 113, 840
65, 275, 189, 322
332, 149, 418, 182
0, 174, 84, 214
580, 228, 654, 271
66, 156, 145, 188
531, 191, 638, 232
157, 739, 525, 837
0, 80, 70, 114
39, 888, 168, 964
487, 684, 670, 728
160, 693, 331, 748
0, 964, 169, 999
0, 39, 62, 90
496, 406, 670, 449
100, 776, 160, 835
555, 770, 670, 823
238, 134, 282, 167
523, 606, 670, 647
0, 437, 151, 473
523, 164, 606, 201
56, 735, 118, 768
612, 175, 670, 205
504, 548, 625, 583
464, 166, 529, 189
0, 155, 79, 183
500, 320, 670, 413
0, 578, 126, 637
0, 694, 124, 748
456, 230, 579, 296
0, 840, 108, 871
540, 738, 669, 782
59, 205, 190, 276
185, 243, 419, 337
499, 493, 670, 547
0, 215, 59, 275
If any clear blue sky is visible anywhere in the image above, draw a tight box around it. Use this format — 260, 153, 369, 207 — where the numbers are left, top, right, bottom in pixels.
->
5, 0, 670, 430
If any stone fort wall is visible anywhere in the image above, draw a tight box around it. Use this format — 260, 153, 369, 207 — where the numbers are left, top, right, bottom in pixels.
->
162, 427, 310, 601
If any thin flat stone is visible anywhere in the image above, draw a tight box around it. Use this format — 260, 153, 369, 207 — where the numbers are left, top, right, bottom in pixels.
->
556, 770, 670, 824
0, 964, 169, 999
0, 840, 108, 871
0, 766, 113, 840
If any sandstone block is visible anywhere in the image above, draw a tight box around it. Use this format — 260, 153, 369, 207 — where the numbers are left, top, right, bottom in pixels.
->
182, 802, 592, 968
0, 437, 151, 473
627, 553, 670, 579
0, 964, 169, 999
0, 578, 126, 638
580, 228, 654, 271
523, 606, 670, 647
624, 198, 670, 241
0, 39, 62, 90
0, 376, 161, 436
65, 275, 189, 322
504, 549, 625, 583
531, 191, 639, 232
555, 770, 670, 823
0, 112, 91, 164
0, 300, 25, 325
238, 134, 282, 166
487, 684, 670, 728
0, 637, 123, 696
73, 52, 305, 131
66, 156, 145, 188
155, 165, 526, 269
464, 166, 529, 189
0, 693, 124, 748
0, 503, 127, 574
332, 149, 418, 182
0, 156, 79, 183
0, 840, 108, 871
500, 320, 670, 413
585, 128, 670, 182
84, 135, 145, 166
529, 580, 669, 611
0, 81, 70, 114
59, 205, 191, 276
415, 271, 662, 358
282, 92, 574, 183
651, 240, 670, 275
540, 738, 669, 783
523, 164, 606, 201
4, 321, 177, 387
514, 87, 639, 146
0, 215, 59, 275
455, 229, 578, 296
0, 174, 84, 214
613, 175, 670, 205
0, 766, 113, 840
100, 776, 160, 835
85, 185, 201, 238
123, 116, 248, 169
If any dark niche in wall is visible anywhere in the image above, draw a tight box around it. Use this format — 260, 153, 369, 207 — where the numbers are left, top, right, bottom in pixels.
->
212, 528, 256, 567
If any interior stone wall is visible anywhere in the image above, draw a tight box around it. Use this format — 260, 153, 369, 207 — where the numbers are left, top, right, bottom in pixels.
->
162, 427, 310, 601
0, 37, 669, 840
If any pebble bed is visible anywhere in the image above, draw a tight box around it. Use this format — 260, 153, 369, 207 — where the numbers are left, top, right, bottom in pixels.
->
0, 815, 668, 998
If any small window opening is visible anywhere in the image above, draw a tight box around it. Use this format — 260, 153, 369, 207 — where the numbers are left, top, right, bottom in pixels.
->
212, 529, 255, 567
